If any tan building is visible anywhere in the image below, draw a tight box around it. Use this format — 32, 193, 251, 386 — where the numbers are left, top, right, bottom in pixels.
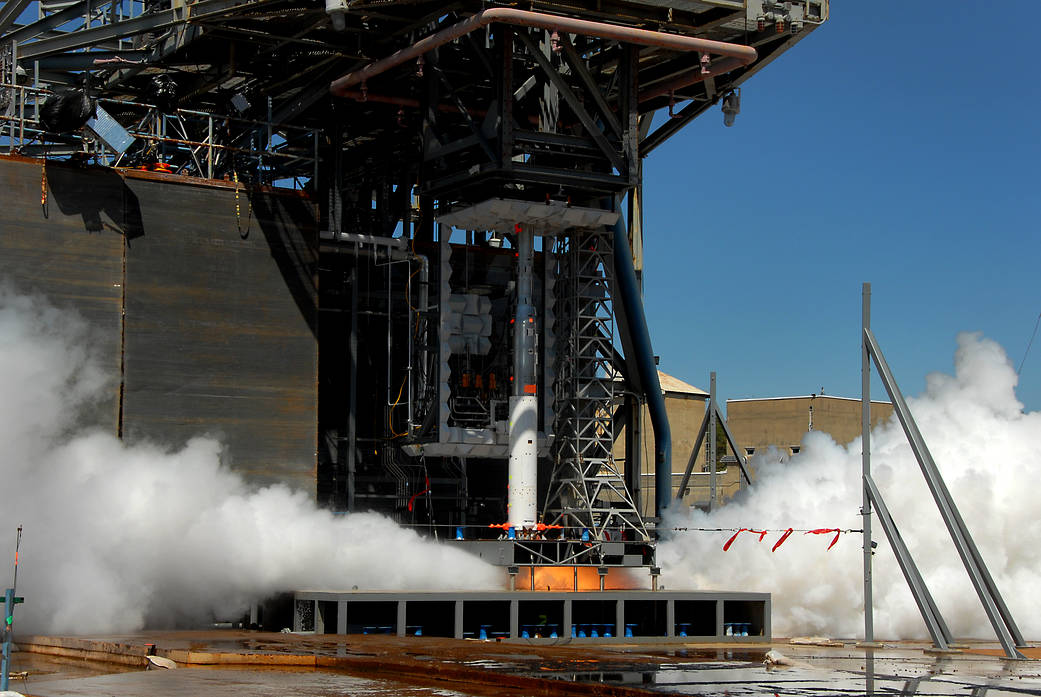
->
726, 395, 894, 460
614, 386, 895, 514
612, 371, 743, 512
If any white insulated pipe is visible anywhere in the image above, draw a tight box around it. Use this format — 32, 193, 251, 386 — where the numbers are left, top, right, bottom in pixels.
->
508, 224, 538, 529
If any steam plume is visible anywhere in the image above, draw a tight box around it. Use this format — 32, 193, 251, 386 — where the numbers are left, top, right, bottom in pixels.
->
0, 284, 502, 634
660, 332, 1041, 640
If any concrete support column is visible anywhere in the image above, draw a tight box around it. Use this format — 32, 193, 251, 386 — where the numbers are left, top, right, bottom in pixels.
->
313, 600, 323, 633
337, 601, 348, 634
310, 603, 322, 636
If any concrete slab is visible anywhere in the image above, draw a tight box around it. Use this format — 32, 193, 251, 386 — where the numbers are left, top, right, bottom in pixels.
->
9, 632, 1041, 696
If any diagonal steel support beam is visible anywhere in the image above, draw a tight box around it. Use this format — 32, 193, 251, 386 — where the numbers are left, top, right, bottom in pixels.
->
558, 35, 622, 140
865, 327, 1026, 659
514, 30, 625, 173
0, 0, 34, 36
640, 97, 711, 156
674, 393, 751, 502
864, 473, 953, 650
675, 408, 709, 500
4, 0, 91, 44
714, 400, 751, 485
430, 62, 496, 164
15, 0, 263, 60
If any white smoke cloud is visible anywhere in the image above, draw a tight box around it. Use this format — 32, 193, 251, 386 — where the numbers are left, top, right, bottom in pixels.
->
0, 284, 502, 634
659, 332, 1041, 640
5, 282, 1035, 641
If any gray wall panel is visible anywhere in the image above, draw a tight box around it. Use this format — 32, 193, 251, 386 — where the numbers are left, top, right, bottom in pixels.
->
1, 155, 320, 495
121, 177, 318, 493
0, 156, 125, 432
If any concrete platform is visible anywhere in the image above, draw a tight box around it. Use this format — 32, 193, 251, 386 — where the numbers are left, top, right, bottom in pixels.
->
293, 589, 771, 642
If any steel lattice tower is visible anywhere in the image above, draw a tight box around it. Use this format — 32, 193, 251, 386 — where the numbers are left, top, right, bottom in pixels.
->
544, 229, 648, 545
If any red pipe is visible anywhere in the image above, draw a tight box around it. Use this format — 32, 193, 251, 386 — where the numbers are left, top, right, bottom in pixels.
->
329, 7, 756, 97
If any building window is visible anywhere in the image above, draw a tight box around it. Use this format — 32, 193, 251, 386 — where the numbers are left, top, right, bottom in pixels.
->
745, 448, 755, 456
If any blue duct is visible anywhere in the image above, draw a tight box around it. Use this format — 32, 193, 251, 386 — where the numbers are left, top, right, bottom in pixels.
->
611, 217, 672, 517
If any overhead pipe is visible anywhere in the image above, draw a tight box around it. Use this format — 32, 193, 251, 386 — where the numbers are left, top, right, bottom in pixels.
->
637, 56, 746, 103
611, 215, 672, 519
330, 8, 756, 97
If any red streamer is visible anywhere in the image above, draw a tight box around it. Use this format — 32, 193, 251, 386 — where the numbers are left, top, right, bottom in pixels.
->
771, 528, 794, 552
806, 528, 842, 550
723, 528, 768, 551
722, 528, 746, 551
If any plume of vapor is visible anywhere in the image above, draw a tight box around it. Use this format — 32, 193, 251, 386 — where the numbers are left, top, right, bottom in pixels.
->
659, 332, 1041, 640
0, 285, 502, 634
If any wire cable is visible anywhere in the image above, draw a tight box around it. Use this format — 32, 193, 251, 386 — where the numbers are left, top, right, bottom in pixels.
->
1017, 309, 1041, 376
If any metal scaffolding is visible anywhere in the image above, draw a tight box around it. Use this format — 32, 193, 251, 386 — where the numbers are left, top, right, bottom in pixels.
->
544, 228, 648, 547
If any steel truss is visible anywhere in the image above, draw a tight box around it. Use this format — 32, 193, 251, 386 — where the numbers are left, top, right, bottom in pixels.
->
543, 228, 648, 547
861, 283, 1026, 659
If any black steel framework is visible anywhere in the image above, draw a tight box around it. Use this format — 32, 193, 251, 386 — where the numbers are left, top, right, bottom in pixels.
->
1, 1, 828, 567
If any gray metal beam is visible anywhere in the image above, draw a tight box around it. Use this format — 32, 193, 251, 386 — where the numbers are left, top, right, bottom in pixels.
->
16, 0, 261, 59
347, 263, 358, 512
865, 327, 1026, 658
864, 473, 953, 649
675, 386, 750, 503
640, 96, 711, 156
708, 372, 717, 510
862, 282, 874, 644
4, 0, 90, 45
675, 408, 709, 501
713, 401, 751, 486
0, 0, 33, 36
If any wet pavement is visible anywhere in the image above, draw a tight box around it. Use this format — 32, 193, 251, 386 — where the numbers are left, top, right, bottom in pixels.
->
6, 632, 1040, 696
25, 666, 477, 697
5, 653, 481, 697
494, 644, 1041, 695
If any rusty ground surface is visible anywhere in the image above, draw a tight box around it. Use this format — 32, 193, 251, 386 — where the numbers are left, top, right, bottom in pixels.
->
964, 645, 1041, 659
8, 630, 1041, 696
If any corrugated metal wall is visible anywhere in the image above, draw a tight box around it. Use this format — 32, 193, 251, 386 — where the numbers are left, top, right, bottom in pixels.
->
0, 155, 318, 495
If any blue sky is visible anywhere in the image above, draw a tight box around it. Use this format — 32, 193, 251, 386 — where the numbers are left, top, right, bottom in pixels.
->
639, 2, 1041, 412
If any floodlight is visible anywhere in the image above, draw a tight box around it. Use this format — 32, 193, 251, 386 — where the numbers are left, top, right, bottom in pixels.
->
721, 90, 741, 127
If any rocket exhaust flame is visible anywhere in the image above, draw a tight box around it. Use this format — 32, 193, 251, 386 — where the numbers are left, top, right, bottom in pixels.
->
518, 566, 641, 592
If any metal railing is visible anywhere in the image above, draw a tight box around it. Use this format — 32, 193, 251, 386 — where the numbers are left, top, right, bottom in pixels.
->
1, 81, 319, 187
